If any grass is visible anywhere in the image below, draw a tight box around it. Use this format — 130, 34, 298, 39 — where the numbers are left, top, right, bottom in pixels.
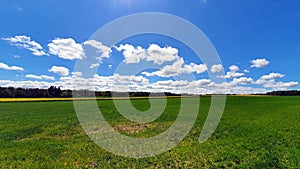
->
0, 96, 299, 168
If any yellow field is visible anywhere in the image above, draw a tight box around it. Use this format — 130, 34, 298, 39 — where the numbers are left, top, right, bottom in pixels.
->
0, 98, 76, 102
0, 96, 187, 102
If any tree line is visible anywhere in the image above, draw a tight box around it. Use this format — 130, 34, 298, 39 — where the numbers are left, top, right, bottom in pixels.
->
0, 86, 181, 98
0, 86, 66, 98
266, 90, 300, 96
3, 86, 298, 98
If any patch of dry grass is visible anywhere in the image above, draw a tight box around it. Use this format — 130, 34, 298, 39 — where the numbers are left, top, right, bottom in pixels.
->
113, 123, 152, 134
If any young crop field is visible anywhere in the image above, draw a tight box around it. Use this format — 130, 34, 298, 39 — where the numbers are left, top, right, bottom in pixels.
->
0, 96, 299, 168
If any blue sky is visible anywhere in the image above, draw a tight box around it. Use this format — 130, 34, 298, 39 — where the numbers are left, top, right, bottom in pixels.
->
0, 0, 299, 94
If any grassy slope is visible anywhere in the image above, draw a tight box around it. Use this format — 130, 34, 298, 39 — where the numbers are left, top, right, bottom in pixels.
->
0, 96, 299, 168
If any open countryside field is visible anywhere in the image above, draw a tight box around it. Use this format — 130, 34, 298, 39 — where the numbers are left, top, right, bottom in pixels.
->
0, 96, 299, 168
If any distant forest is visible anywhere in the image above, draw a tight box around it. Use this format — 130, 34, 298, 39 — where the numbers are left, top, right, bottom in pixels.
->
0, 86, 299, 98
0, 86, 181, 98
265, 90, 300, 96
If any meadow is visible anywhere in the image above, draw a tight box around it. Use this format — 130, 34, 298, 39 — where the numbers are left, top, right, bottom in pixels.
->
0, 96, 299, 168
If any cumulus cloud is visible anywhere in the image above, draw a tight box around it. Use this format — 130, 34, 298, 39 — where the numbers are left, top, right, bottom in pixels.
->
251, 58, 270, 68
1, 37, 298, 94
0, 62, 24, 71
224, 72, 244, 78
233, 77, 254, 84
2, 35, 47, 56
142, 58, 207, 77
60, 74, 150, 92
188, 63, 208, 74
260, 80, 298, 90
209, 82, 270, 94
0, 73, 296, 95
253, 72, 298, 90
210, 64, 224, 73
115, 44, 147, 64
260, 72, 285, 80
188, 79, 211, 87
49, 66, 69, 76
89, 63, 100, 69
83, 40, 112, 61
264, 81, 298, 89
25, 74, 55, 80
48, 38, 84, 60
71, 71, 82, 77
114, 74, 149, 84
146, 44, 179, 64
229, 65, 239, 72
256, 72, 285, 86
12, 55, 21, 58
218, 65, 244, 78
155, 80, 189, 87
115, 44, 179, 65
150, 80, 195, 93
0, 80, 53, 89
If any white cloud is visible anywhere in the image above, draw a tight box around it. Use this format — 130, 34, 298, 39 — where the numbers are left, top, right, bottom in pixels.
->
146, 44, 179, 64
0, 62, 24, 71
115, 44, 147, 64
90, 63, 100, 69
0, 73, 296, 95
223, 71, 244, 78
253, 72, 298, 90
59, 74, 150, 92
48, 38, 84, 60
114, 74, 149, 84
12, 54, 21, 58
49, 66, 69, 76
261, 81, 298, 90
279, 81, 298, 88
155, 80, 189, 87
1, 38, 298, 94
150, 80, 191, 93
115, 44, 179, 65
2, 35, 47, 56
229, 65, 239, 72
210, 83, 270, 94
142, 58, 207, 77
0, 80, 53, 89
251, 58, 270, 68
188, 79, 211, 87
187, 63, 208, 74
256, 73, 284, 85
150, 80, 192, 93
150, 79, 269, 95
244, 69, 250, 73
210, 64, 224, 73
83, 40, 111, 61
218, 65, 244, 79
71, 71, 82, 77
25, 74, 55, 80
233, 77, 254, 84
260, 72, 285, 80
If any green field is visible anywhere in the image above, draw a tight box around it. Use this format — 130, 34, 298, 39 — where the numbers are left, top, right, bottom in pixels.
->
0, 96, 299, 168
